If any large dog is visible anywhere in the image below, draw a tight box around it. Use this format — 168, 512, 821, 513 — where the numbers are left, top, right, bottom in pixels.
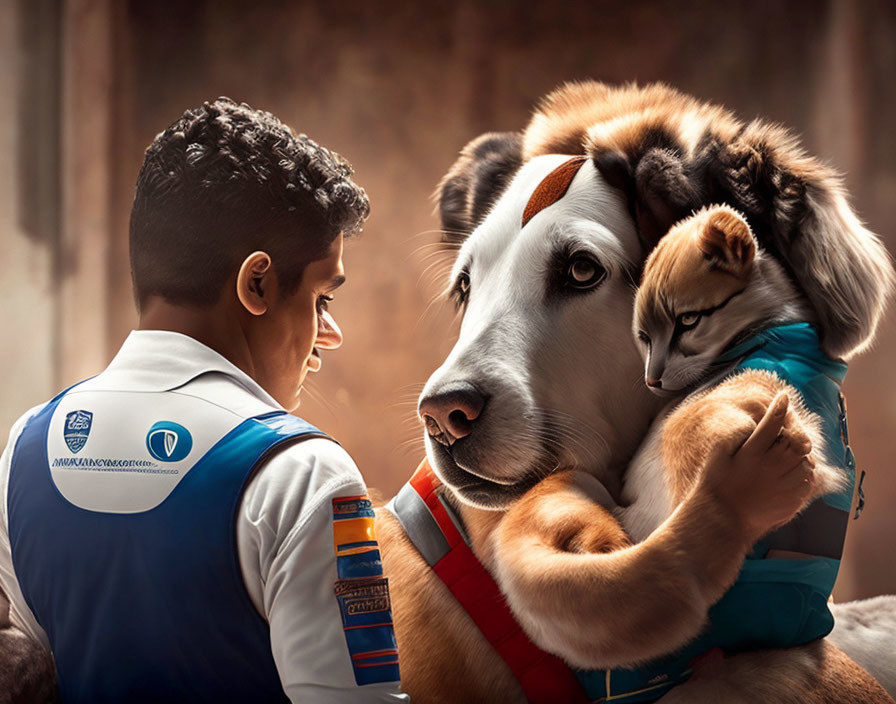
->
376, 82, 896, 702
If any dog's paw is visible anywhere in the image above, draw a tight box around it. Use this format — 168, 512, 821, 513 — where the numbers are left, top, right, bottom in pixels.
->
807, 459, 847, 499
500, 470, 631, 556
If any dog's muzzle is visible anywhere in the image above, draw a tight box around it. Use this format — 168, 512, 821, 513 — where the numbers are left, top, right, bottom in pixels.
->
419, 381, 487, 447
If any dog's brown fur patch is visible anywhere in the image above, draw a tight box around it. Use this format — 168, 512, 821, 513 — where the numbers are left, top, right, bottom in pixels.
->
521, 156, 586, 227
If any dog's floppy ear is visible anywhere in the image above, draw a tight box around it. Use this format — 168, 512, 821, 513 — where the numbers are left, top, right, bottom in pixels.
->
705, 123, 894, 359
588, 133, 703, 253
436, 132, 523, 245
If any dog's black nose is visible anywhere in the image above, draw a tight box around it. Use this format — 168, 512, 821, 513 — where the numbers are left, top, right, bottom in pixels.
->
419, 381, 486, 446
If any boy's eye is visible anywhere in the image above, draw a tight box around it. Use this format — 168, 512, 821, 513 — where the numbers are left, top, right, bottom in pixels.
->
316, 295, 333, 314
677, 311, 701, 330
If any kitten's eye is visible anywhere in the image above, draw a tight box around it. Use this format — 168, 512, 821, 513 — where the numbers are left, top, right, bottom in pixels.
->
677, 312, 701, 330
566, 255, 607, 290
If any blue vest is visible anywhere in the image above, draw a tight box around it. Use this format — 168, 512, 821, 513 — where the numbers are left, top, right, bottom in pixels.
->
8, 385, 328, 703
576, 323, 857, 702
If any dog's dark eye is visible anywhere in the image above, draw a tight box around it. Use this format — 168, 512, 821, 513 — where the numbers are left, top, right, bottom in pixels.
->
566, 255, 607, 290
453, 271, 471, 308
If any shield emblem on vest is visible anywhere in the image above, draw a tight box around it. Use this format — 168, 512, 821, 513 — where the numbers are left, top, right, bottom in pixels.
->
63, 410, 93, 454
145, 421, 193, 462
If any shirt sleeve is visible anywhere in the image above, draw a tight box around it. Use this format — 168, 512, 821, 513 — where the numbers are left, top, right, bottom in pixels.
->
0, 404, 51, 649
237, 438, 409, 703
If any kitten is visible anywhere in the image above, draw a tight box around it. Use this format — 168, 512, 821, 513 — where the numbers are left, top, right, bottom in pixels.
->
622, 204, 846, 544
604, 203, 858, 690
634, 204, 814, 396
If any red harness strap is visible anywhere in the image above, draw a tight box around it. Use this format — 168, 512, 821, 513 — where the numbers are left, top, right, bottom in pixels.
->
407, 459, 589, 704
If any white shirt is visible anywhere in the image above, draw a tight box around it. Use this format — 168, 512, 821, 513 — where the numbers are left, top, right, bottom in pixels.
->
0, 330, 408, 703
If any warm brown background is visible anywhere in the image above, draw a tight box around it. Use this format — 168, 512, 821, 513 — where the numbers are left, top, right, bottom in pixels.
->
1, 0, 894, 601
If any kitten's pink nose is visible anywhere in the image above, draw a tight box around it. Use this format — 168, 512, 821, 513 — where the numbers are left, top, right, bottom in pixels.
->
646, 377, 662, 389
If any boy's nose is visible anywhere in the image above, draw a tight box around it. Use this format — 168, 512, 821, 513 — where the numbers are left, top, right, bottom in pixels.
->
317, 311, 343, 349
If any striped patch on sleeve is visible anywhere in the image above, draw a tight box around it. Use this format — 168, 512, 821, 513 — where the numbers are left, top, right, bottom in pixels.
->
332, 495, 400, 686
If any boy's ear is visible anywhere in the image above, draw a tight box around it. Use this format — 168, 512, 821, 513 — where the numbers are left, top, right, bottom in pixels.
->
236, 251, 272, 316
697, 207, 756, 276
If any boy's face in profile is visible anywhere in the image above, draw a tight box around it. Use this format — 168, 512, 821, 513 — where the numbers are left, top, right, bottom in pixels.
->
252, 234, 346, 411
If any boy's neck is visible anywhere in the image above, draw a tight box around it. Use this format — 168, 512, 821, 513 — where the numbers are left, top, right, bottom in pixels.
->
137, 296, 257, 380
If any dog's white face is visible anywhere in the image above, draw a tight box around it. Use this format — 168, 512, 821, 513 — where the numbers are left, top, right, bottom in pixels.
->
419, 155, 664, 509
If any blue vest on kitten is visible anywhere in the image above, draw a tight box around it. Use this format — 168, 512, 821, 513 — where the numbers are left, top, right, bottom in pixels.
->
574, 323, 856, 703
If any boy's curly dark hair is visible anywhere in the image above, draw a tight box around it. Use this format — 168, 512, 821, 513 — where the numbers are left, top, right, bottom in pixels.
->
129, 97, 369, 308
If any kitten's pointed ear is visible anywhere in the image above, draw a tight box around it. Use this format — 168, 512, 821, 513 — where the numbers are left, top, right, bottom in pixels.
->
697, 207, 756, 276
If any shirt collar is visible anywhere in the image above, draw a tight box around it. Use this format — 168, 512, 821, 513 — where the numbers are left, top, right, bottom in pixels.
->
100, 330, 285, 411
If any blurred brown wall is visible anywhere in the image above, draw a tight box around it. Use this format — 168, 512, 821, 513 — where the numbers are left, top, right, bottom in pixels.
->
3, 0, 895, 600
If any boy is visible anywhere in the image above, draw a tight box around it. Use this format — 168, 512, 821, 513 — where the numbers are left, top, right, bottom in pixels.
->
0, 98, 407, 703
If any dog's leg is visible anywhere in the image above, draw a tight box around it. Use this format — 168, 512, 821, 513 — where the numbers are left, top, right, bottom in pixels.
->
0, 627, 57, 704
646, 373, 884, 704
492, 396, 816, 670
656, 640, 895, 704
0, 587, 57, 703
661, 369, 844, 509
375, 508, 527, 703
830, 596, 896, 698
